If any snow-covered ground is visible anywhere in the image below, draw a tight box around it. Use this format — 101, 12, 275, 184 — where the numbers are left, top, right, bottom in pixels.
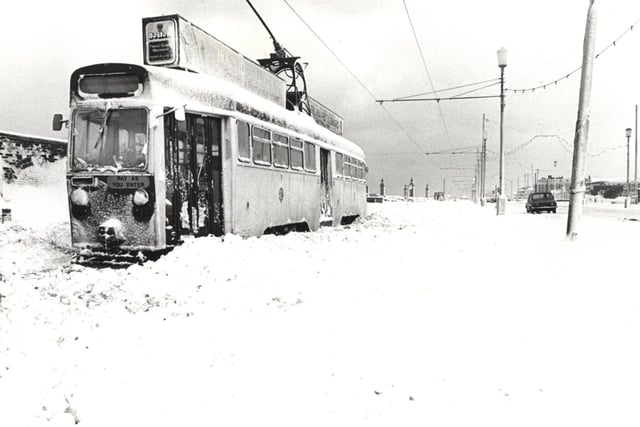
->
2, 162, 640, 426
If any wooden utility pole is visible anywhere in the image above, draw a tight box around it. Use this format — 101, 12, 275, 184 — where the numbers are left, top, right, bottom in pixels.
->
567, 0, 598, 240
476, 148, 481, 203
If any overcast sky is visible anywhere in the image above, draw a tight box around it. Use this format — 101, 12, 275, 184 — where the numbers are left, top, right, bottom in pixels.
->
2, 0, 640, 196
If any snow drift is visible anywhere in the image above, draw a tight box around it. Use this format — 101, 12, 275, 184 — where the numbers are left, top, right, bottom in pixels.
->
2, 164, 640, 426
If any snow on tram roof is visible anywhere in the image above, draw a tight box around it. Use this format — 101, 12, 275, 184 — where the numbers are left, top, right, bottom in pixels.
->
143, 64, 365, 160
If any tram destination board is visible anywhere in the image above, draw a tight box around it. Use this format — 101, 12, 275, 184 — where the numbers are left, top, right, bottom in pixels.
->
145, 19, 177, 64
309, 97, 343, 136
142, 14, 286, 106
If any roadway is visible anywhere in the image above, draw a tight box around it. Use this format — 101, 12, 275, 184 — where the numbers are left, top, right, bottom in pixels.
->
509, 199, 640, 221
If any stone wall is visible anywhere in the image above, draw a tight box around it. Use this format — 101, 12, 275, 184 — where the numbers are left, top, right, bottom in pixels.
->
0, 131, 67, 184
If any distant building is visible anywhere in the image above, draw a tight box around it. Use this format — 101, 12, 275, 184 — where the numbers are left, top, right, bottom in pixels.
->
525, 176, 636, 200
513, 186, 533, 201
533, 176, 570, 200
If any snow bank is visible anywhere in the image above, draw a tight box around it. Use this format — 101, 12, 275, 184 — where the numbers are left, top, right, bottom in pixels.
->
1, 193, 640, 426
1, 159, 68, 229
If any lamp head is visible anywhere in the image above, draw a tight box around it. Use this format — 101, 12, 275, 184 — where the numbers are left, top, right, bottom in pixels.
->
626, 128, 632, 138
497, 47, 508, 68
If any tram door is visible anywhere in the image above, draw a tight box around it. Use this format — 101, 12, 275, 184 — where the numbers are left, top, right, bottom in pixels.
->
320, 148, 332, 218
165, 112, 223, 242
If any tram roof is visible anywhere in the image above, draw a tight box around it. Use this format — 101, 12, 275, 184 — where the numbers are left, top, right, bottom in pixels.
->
139, 64, 365, 159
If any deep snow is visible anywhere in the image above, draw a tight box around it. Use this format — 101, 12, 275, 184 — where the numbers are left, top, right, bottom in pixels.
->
2, 161, 640, 426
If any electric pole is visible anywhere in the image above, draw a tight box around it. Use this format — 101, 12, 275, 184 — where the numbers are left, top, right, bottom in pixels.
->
476, 148, 481, 203
481, 114, 487, 203
635, 105, 638, 203
567, 0, 598, 240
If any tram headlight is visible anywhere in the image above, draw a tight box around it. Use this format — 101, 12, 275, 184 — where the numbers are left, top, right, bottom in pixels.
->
70, 188, 89, 206
133, 189, 150, 206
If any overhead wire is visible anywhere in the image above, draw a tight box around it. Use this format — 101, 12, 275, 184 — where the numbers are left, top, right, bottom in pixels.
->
280, 0, 424, 153
481, 134, 627, 158
280, 0, 466, 192
401, 0, 452, 145
507, 16, 640, 94
393, 78, 500, 100
280, 0, 377, 100
450, 81, 502, 98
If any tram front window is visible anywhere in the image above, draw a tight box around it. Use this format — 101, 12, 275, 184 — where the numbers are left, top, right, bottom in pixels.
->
73, 108, 148, 170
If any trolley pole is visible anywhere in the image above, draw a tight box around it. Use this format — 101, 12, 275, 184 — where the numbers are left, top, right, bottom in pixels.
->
567, 0, 598, 240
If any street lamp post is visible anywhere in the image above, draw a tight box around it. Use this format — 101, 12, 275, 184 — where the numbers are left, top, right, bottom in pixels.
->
496, 47, 508, 215
626, 127, 632, 208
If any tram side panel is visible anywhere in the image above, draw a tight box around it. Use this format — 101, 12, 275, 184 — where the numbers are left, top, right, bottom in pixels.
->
332, 177, 366, 224
231, 164, 321, 236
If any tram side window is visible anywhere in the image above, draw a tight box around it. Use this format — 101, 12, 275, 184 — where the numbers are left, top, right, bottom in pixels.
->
304, 142, 316, 172
237, 121, 250, 161
335, 152, 344, 177
252, 127, 272, 165
344, 156, 352, 178
273, 133, 289, 168
291, 138, 303, 170
194, 118, 206, 166
177, 119, 189, 175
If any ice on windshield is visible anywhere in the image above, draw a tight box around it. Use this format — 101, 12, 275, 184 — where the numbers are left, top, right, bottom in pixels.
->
73, 108, 148, 170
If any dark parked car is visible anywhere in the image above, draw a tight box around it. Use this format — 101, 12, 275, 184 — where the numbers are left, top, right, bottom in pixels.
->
526, 192, 557, 213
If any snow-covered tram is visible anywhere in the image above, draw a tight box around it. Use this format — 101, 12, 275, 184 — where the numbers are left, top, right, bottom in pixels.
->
53, 59, 366, 258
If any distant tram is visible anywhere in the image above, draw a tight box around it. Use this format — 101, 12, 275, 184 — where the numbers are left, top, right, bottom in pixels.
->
53, 14, 366, 260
